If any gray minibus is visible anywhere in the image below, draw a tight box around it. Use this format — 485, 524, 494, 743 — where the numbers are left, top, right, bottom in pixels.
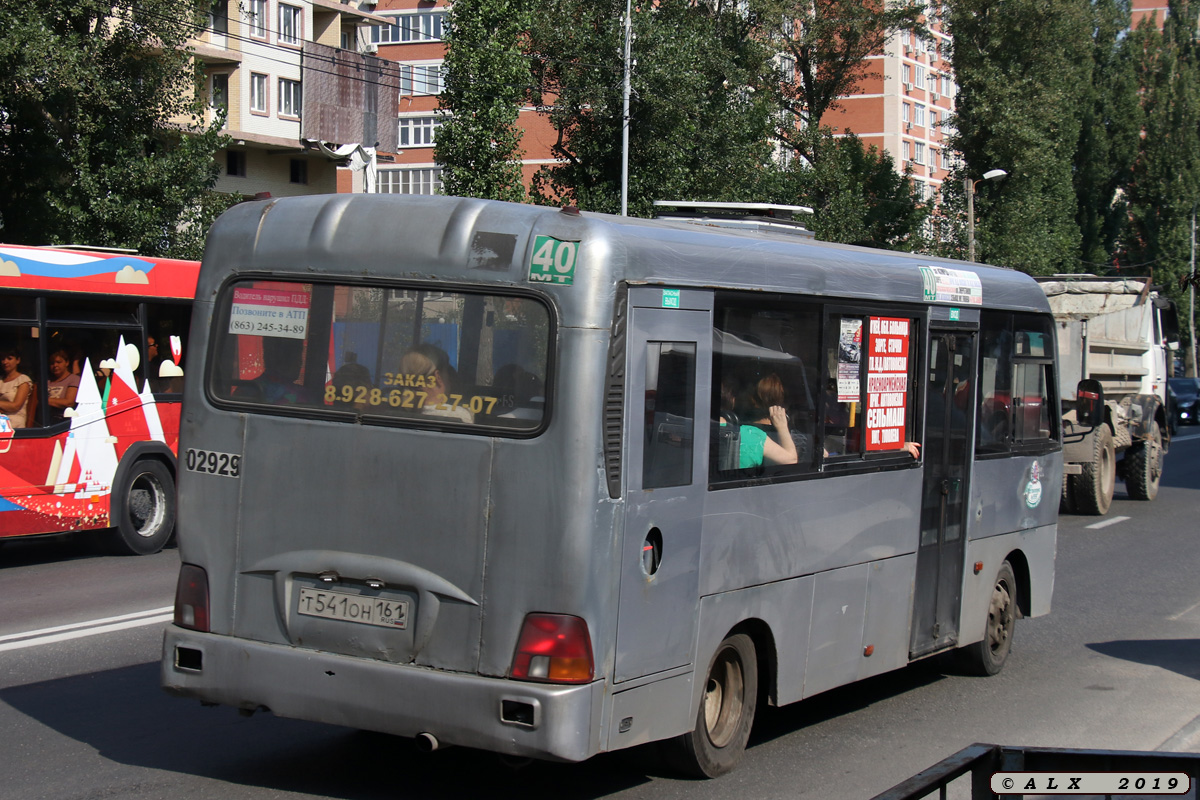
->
163, 194, 1065, 777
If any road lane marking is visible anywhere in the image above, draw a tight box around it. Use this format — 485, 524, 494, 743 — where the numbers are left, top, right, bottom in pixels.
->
0, 607, 174, 652
1168, 599, 1200, 622
1086, 515, 1130, 530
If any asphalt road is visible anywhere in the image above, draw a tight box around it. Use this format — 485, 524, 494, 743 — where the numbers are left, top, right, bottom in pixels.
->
2, 432, 1199, 799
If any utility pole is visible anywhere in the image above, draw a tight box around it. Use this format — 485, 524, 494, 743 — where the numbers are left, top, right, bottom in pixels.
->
1191, 208, 1197, 377
620, 0, 632, 217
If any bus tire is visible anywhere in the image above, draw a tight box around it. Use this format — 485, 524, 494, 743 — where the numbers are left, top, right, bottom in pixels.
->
1072, 424, 1114, 515
664, 633, 757, 778
1125, 420, 1162, 501
110, 459, 176, 555
960, 560, 1017, 677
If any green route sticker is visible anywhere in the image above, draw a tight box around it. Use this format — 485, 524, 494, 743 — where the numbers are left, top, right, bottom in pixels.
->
662, 289, 681, 308
528, 235, 579, 285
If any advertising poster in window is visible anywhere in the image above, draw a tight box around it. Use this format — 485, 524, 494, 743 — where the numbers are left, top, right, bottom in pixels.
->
866, 316, 910, 451
837, 318, 862, 403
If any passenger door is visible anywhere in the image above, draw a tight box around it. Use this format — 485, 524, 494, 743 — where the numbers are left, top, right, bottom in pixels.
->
911, 330, 976, 658
614, 288, 712, 682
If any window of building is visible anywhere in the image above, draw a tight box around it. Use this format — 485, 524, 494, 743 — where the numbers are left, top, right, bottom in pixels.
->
902, 102, 910, 123
209, 0, 228, 34
399, 116, 440, 147
226, 150, 246, 177
248, 0, 267, 39
902, 141, 911, 161
210, 73, 229, 113
371, 11, 447, 44
777, 54, 795, 83
916, 65, 926, 86
250, 72, 268, 114
902, 64, 911, 85
279, 4, 302, 46
399, 64, 443, 96
279, 78, 302, 118
914, 142, 925, 165
377, 168, 443, 195
915, 104, 926, 127
289, 159, 308, 184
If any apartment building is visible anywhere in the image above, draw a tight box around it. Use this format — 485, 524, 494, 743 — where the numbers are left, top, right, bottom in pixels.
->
820, 16, 956, 208
190, 0, 400, 199
367, 0, 559, 195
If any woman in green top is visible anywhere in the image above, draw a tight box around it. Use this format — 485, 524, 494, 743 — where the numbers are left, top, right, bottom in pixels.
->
721, 374, 799, 469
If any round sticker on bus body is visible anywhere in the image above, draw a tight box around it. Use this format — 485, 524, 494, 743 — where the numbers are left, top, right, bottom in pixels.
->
528, 236, 578, 286
1024, 461, 1044, 508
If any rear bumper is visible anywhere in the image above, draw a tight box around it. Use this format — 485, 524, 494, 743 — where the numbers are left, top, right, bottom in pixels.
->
161, 627, 606, 762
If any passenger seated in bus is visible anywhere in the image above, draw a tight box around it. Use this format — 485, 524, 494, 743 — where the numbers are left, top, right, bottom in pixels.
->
239, 336, 315, 404
46, 349, 80, 423
0, 346, 33, 428
718, 375, 797, 469
400, 343, 473, 423
330, 362, 374, 412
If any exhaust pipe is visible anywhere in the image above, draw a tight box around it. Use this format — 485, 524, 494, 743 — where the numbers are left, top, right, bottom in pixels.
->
415, 732, 440, 752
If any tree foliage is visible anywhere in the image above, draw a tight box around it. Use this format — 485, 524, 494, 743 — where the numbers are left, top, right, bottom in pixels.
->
945, 0, 1094, 273
755, 0, 926, 169
525, 0, 778, 217
0, 0, 229, 257
436, 0, 533, 202
1124, 1, 1200, 293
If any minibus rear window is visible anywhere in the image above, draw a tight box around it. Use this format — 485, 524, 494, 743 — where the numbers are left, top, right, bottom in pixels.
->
208, 281, 551, 432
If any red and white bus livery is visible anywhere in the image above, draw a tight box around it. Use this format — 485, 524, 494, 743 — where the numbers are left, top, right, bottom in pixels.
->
0, 244, 197, 554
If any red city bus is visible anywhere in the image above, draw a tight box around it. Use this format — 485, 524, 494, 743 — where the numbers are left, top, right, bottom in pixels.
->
0, 244, 198, 554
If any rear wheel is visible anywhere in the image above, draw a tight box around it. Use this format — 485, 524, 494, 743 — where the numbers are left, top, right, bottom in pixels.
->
1072, 424, 1114, 515
1125, 420, 1162, 501
108, 459, 176, 555
960, 561, 1017, 676
663, 633, 757, 778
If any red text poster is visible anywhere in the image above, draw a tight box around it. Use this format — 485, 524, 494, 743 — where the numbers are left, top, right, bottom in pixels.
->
865, 316, 910, 451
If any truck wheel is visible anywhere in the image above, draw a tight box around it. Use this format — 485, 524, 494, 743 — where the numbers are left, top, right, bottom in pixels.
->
1060, 474, 1077, 514
1125, 420, 1162, 501
960, 561, 1017, 676
1072, 424, 1114, 515
109, 459, 176, 555
663, 633, 757, 778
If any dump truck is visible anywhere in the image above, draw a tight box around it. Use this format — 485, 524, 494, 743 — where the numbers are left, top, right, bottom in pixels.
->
1038, 276, 1180, 515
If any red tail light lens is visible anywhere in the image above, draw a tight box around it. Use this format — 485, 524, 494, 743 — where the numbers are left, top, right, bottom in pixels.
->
510, 613, 594, 684
174, 563, 210, 632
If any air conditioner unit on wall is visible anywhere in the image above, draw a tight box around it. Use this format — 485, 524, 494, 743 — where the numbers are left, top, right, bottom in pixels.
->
932, 92, 940, 102
905, 82, 913, 92
361, 43, 378, 54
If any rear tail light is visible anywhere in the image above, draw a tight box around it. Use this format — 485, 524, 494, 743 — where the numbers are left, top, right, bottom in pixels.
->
510, 613, 594, 684
174, 563, 210, 632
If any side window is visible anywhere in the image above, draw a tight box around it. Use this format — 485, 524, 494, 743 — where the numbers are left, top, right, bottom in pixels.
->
977, 312, 1014, 454
1012, 314, 1055, 444
710, 296, 821, 481
976, 311, 1056, 454
822, 312, 918, 460
643, 342, 695, 489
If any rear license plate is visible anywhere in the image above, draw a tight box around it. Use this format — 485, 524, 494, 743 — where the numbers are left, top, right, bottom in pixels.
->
297, 587, 409, 629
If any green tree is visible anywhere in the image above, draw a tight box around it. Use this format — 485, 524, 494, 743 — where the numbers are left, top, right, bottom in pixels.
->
526, 0, 778, 217
1124, 1, 1200, 296
1073, 0, 1141, 270
766, 133, 927, 249
0, 0, 229, 257
755, 0, 926, 170
945, 0, 1094, 272
437, 0, 534, 202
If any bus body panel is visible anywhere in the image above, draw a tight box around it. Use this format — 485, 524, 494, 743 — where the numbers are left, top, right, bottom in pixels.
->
162, 629, 607, 762
699, 471, 921, 597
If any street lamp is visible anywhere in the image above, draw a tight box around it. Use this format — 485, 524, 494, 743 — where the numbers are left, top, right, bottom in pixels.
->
966, 168, 1007, 263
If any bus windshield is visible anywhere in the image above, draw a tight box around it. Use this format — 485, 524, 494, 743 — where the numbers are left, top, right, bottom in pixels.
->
209, 280, 552, 431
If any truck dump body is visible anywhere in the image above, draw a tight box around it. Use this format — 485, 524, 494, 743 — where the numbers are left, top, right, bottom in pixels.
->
1037, 276, 1177, 515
